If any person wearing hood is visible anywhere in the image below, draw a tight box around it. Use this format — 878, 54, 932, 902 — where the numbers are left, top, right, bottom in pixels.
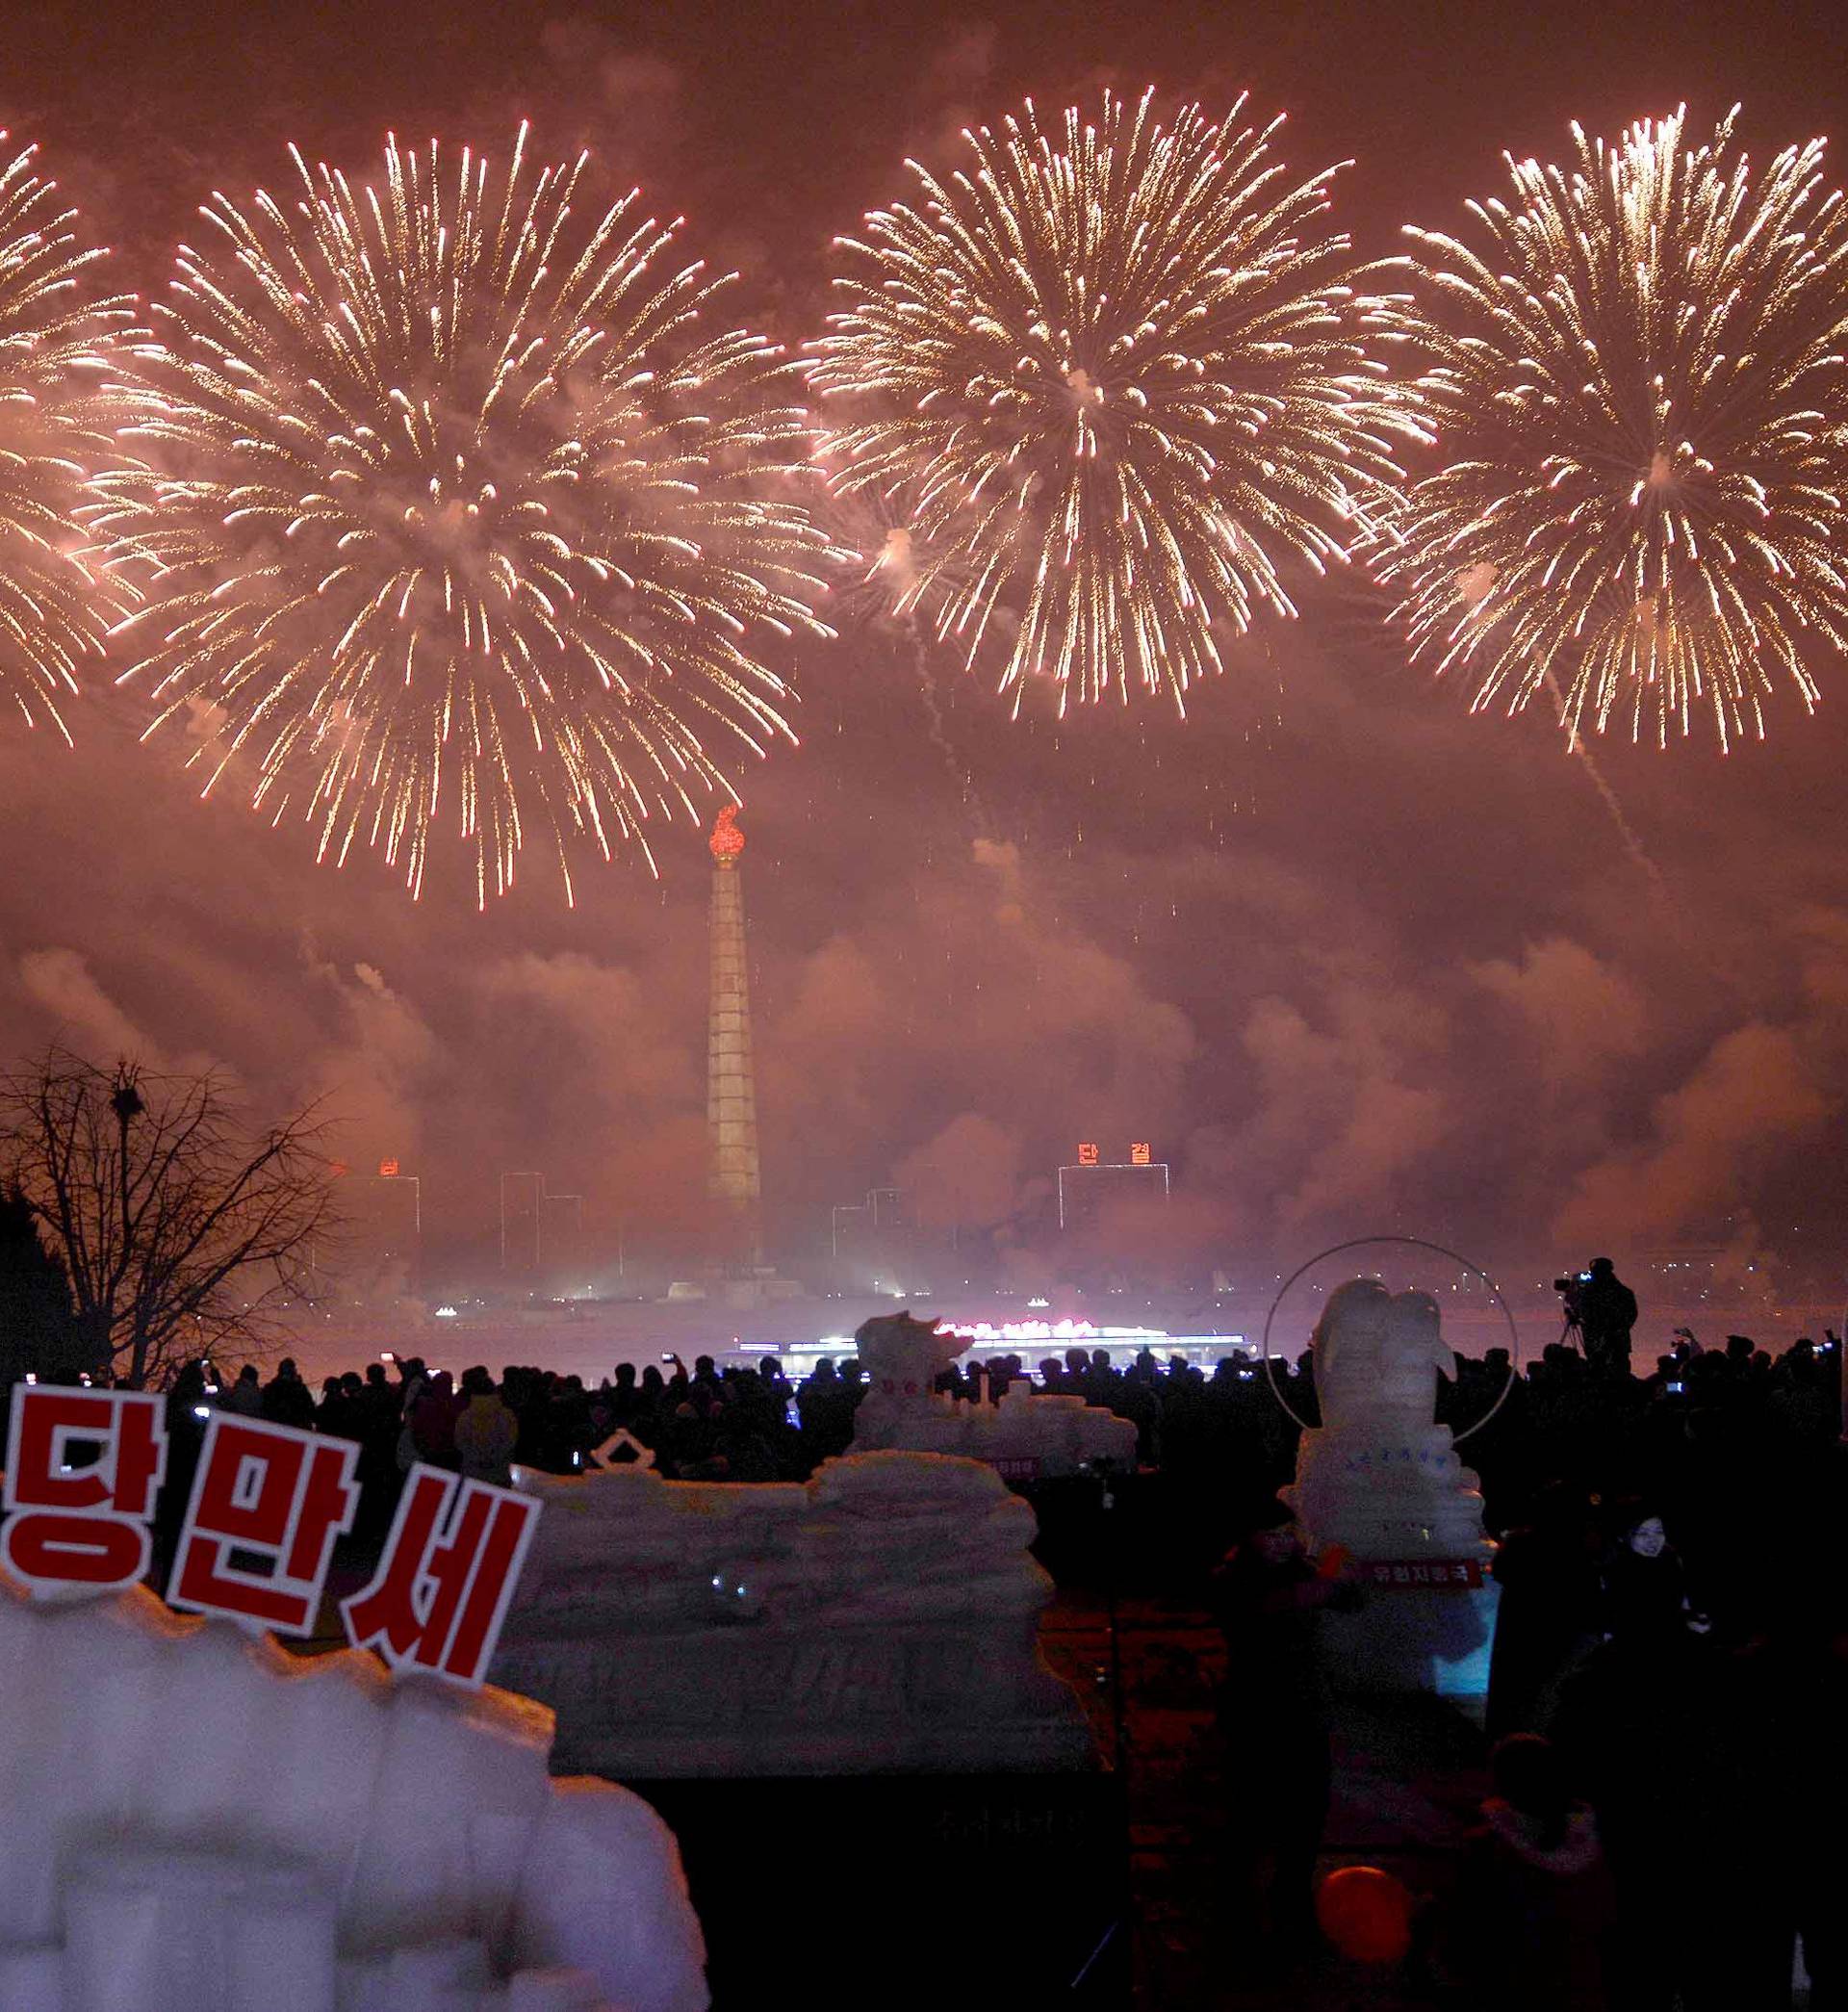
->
1443, 1734, 1616, 2009
400, 1368, 462, 1473
222, 1364, 265, 1417
452, 1365, 519, 1486
260, 1356, 318, 1432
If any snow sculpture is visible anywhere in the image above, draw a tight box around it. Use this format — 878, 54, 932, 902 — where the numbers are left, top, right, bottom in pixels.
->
850, 1311, 1137, 1477
1286, 1279, 1500, 1702
0, 1576, 707, 2012
494, 1449, 1094, 1777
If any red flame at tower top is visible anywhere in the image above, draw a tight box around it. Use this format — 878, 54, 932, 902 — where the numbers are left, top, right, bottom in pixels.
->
708, 803, 746, 865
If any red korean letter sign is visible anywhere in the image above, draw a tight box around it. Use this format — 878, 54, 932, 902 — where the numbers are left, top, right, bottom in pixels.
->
167, 1413, 359, 1635
3, 1388, 167, 1593
342, 1463, 540, 1690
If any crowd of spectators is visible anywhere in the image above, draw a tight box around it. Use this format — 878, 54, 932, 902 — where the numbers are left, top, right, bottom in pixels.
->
1196, 1292, 1847, 2012
151, 1348, 867, 1524
134, 1305, 1846, 1553
24, 1269, 1848, 2005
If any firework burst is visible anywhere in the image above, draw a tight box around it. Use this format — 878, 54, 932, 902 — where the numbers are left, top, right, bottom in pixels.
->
0, 138, 134, 740
810, 89, 1404, 714
1376, 107, 1848, 749
102, 126, 836, 901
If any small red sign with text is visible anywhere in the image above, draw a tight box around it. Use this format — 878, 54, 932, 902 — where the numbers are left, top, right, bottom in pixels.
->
1362, 1559, 1484, 1591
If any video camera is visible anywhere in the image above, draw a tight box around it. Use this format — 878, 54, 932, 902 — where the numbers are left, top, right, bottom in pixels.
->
1553, 1269, 1593, 1328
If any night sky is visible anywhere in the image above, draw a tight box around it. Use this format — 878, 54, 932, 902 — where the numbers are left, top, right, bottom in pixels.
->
2, 0, 1844, 1285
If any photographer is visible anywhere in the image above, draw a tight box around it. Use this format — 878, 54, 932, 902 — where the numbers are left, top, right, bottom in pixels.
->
1560, 1257, 1637, 1380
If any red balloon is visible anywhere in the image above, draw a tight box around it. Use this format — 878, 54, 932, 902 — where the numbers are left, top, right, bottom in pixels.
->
1315, 1865, 1415, 1965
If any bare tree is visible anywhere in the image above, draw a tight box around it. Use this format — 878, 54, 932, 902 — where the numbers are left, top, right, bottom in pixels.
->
0, 1048, 336, 1388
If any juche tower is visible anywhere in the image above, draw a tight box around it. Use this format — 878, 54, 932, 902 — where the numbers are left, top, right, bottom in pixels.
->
706, 804, 762, 1268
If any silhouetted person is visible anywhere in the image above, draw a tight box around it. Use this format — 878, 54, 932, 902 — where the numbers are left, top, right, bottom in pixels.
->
797, 1358, 856, 1461
453, 1365, 518, 1485
153, 1360, 214, 1580
223, 1364, 264, 1416
315, 1373, 365, 1443
1553, 1533, 1728, 2012
261, 1356, 317, 1431
1727, 1603, 1848, 2011
1486, 1482, 1603, 1740
362, 1360, 400, 1427
1444, 1734, 1616, 2009
1578, 1257, 1637, 1379
606, 1360, 641, 1429
403, 1368, 461, 1471
1208, 1502, 1360, 1955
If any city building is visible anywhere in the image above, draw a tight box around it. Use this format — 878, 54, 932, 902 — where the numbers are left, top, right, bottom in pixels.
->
542, 1191, 585, 1291
500, 1171, 544, 1279
830, 1186, 917, 1291
1056, 1147, 1170, 1234
332, 1162, 422, 1302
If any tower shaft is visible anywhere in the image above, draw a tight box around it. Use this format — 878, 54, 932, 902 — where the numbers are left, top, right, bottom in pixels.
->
706, 829, 762, 1268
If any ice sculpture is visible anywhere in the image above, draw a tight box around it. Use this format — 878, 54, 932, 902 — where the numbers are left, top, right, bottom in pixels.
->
849, 1311, 1138, 1476
1286, 1280, 1500, 1701
0, 1576, 707, 2012
494, 1449, 1094, 1777
1291, 1281, 1494, 1559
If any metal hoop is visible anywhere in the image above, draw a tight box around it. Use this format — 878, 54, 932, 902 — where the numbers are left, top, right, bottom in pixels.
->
1259, 1235, 1521, 1446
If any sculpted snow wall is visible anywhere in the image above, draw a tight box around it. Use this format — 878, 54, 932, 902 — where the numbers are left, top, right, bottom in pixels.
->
0, 1577, 707, 2012
494, 1450, 1094, 1778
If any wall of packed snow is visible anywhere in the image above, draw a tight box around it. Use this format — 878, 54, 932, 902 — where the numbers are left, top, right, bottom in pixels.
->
496, 1449, 1094, 1778
0, 1578, 707, 2012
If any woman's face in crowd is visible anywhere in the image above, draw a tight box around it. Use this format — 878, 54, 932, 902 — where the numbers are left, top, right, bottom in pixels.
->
1628, 1515, 1667, 1559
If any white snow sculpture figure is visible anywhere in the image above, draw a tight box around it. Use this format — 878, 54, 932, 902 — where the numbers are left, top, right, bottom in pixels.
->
1305, 1278, 1393, 1432
1290, 1280, 1493, 1563
851, 1310, 964, 1438
847, 1310, 1135, 1476
1378, 1287, 1460, 1418
1285, 1277, 1500, 1700
0, 1576, 708, 2012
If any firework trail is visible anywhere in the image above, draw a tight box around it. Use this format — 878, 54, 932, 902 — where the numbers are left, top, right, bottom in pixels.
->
904, 624, 994, 840
100, 126, 838, 903
815, 482, 993, 834
1559, 708, 1671, 898
1375, 106, 1848, 750
0, 139, 135, 740
811, 88, 1405, 716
